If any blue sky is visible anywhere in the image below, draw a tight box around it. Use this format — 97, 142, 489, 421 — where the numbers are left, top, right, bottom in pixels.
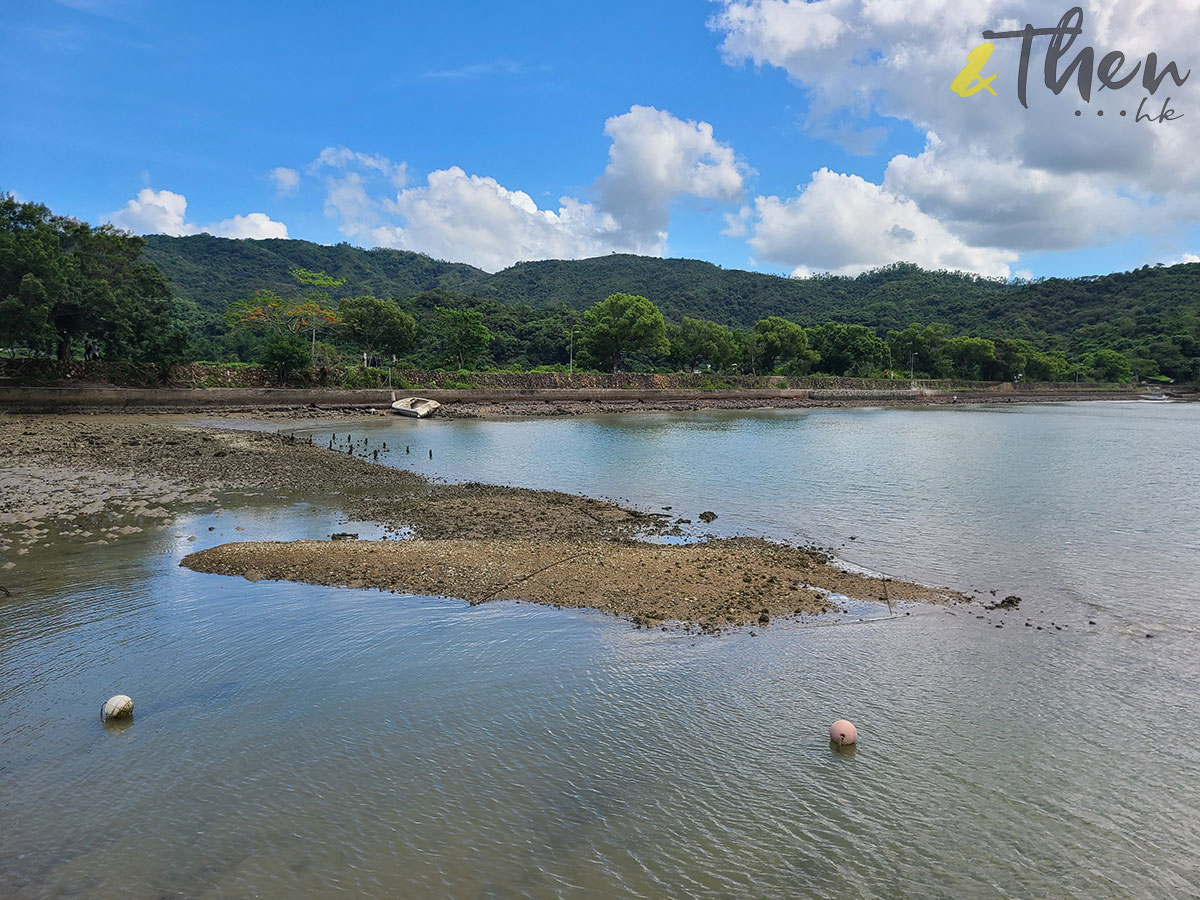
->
3, 0, 1198, 279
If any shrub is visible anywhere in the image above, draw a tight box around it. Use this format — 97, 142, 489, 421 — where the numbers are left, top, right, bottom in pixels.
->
259, 337, 311, 386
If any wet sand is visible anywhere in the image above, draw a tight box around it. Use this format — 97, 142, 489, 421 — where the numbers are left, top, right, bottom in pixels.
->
1, 415, 967, 627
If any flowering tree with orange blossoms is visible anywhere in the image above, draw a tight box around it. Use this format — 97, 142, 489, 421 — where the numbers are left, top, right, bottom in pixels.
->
225, 267, 344, 365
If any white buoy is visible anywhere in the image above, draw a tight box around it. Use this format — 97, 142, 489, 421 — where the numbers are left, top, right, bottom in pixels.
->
101, 695, 134, 722
830, 719, 858, 745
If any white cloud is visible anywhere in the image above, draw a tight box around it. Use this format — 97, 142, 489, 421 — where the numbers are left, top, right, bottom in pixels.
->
107, 188, 190, 235
311, 147, 407, 187
710, 0, 1200, 271
722, 204, 752, 237
106, 188, 288, 239
323, 172, 377, 228
213, 212, 289, 240
270, 166, 300, 196
423, 59, 529, 79
596, 105, 751, 248
882, 134, 1147, 251
307, 106, 749, 271
751, 168, 1017, 277
350, 167, 625, 274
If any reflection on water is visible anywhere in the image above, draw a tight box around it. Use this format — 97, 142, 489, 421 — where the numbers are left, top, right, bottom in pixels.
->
2, 403, 1199, 898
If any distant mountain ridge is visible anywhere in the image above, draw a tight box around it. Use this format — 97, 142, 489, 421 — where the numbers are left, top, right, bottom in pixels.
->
142, 234, 1200, 359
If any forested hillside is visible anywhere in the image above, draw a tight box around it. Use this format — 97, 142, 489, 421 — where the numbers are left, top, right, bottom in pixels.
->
143, 234, 485, 309
141, 234, 1200, 380
5, 196, 1195, 381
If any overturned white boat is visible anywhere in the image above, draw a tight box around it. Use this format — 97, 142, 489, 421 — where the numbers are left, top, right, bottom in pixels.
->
391, 394, 441, 418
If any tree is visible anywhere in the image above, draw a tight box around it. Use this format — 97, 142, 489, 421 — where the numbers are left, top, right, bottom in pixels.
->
885, 322, 952, 378
435, 305, 492, 368
225, 272, 341, 365
991, 338, 1028, 381
582, 293, 669, 373
808, 322, 888, 376
259, 335, 312, 385
0, 273, 53, 356
339, 295, 417, 359
0, 195, 172, 361
1087, 348, 1133, 382
225, 290, 313, 337
947, 335, 997, 380
750, 316, 818, 374
291, 267, 345, 365
672, 317, 739, 372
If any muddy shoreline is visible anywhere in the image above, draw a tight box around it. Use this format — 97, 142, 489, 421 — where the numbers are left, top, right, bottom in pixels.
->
1, 415, 967, 628
0, 383, 1158, 419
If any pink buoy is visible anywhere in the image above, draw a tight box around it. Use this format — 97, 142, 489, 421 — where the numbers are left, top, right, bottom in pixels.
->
830, 719, 858, 745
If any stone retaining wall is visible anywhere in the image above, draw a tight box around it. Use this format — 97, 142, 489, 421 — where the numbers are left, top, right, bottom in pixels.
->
0, 359, 1127, 394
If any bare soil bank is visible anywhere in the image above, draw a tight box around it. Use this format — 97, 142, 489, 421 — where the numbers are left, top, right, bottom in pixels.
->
2, 415, 965, 628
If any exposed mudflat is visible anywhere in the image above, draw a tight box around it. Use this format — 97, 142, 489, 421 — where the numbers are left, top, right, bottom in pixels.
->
182, 537, 960, 631
1, 415, 968, 627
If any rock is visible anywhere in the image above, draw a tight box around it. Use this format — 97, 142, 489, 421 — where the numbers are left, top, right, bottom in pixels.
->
331, 532, 359, 541
698, 511, 718, 523
984, 594, 1021, 611
101, 694, 134, 722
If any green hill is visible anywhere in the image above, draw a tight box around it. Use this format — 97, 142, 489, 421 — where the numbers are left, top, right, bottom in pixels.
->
143, 234, 486, 310
142, 234, 1200, 379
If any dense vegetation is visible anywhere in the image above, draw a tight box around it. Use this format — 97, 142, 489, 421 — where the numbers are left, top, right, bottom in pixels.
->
140, 233, 1199, 382
1, 197, 180, 363
3, 197, 1198, 383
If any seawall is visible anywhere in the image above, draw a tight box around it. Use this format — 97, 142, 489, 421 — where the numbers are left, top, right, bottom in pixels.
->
0, 384, 1144, 413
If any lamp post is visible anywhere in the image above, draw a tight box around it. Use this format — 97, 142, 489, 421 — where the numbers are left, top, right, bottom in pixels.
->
909, 352, 917, 380
569, 325, 580, 376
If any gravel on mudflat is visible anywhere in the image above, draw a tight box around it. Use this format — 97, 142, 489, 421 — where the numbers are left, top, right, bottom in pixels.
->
182, 537, 962, 631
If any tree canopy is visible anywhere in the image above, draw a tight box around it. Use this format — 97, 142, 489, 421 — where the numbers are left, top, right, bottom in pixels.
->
749, 316, 818, 374
1, 195, 174, 361
808, 322, 887, 377
339, 295, 417, 358
582, 293, 670, 373
435, 305, 492, 368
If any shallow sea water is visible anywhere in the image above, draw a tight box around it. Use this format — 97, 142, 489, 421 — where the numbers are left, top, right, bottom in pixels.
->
2, 403, 1198, 898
